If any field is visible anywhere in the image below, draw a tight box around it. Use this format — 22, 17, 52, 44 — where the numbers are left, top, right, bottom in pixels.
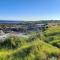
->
0, 23, 60, 60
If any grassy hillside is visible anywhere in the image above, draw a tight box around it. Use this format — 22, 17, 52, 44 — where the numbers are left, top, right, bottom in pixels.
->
44, 24, 60, 48
0, 23, 60, 60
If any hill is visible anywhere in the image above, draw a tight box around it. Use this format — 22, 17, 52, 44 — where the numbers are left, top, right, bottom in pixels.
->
0, 22, 60, 60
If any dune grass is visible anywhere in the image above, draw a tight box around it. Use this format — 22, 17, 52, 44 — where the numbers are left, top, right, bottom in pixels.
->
0, 37, 60, 60
0, 24, 60, 60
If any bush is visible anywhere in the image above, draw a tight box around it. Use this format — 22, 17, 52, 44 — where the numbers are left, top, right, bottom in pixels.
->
0, 36, 28, 49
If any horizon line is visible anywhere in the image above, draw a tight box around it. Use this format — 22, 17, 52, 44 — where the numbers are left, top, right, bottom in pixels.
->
0, 19, 60, 21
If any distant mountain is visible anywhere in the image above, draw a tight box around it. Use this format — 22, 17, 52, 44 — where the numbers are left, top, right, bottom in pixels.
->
0, 20, 23, 24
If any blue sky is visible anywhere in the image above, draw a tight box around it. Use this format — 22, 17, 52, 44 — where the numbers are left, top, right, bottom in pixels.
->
0, 0, 60, 21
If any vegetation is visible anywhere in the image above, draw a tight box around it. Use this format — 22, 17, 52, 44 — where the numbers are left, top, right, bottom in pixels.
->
0, 22, 60, 60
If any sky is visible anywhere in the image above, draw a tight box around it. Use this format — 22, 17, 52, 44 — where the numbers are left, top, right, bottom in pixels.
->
0, 0, 60, 21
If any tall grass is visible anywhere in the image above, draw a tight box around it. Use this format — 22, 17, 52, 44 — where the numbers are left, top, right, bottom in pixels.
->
0, 24, 60, 60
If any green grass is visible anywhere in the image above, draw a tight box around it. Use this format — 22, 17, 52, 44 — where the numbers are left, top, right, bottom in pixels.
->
0, 37, 60, 60
0, 24, 60, 60
44, 25, 60, 36
44, 25, 60, 48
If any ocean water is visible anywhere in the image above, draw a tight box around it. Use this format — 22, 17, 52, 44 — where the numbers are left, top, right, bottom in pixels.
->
0, 20, 22, 24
